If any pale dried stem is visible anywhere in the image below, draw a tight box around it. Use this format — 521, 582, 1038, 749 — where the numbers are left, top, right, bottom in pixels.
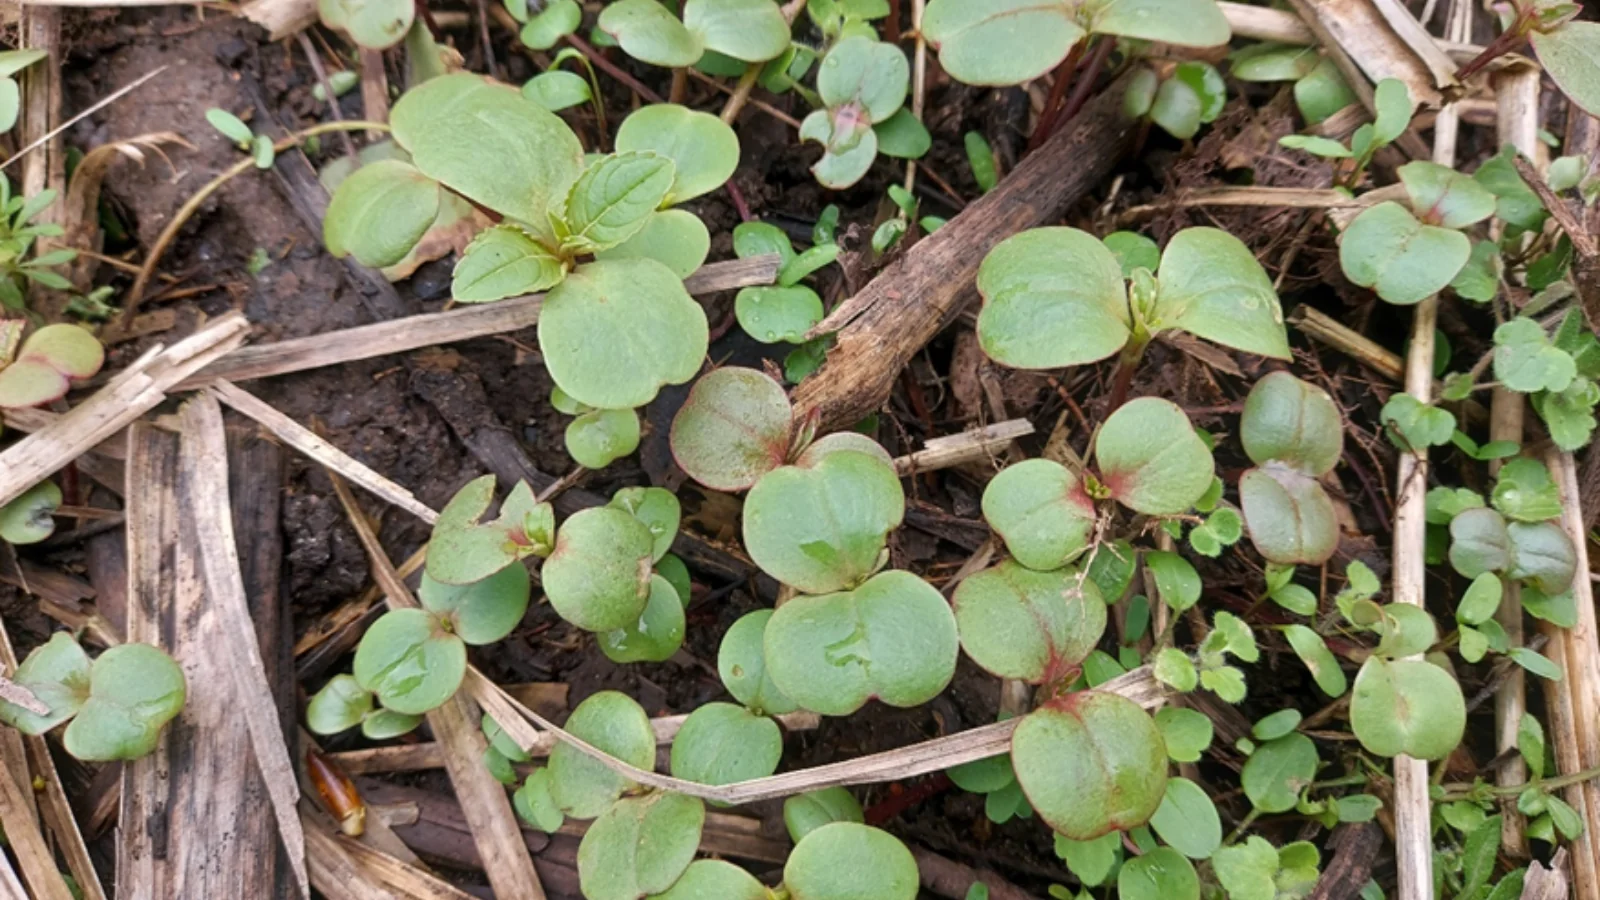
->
894, 419, 1032, 476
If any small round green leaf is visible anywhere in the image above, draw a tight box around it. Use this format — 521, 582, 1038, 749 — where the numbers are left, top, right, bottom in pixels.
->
718, 609, 800, 716
801, 110, 879, 190
615, 103, 741, 204
1241, 733, 1317, 813
566, 408, 642, 470
683, 0, 792, 62
14, 323, 104, 380
514, 768, 566, 833
361, 708, 424, 739
306, 674, 373, 736
980, 458, 1097, 571
425, 477, 550, 585
765, 570, 958, 716
539, 257, 709, 410
1240, 464, 1339, 565
323, 158, 441, 269
1340, 201, 1471, 306
670, 702, 783, 787
784, 822, 920, 900
520, 0, 581, 49
318, 0, 414, 49
418, 563, 530, 645
736, 285, 825, 344
975, 227, 1130, 370
1240, 371, 1342, 474
451, 223, 566, 303
523, 70, 592, 111
598, 0, 704, 67
784, 788, 865, 843
352, 608, 467, 715
0, 632, 90, 735
0, 479, 62, 545
1283, 624, 1346, 697
743, 447, 903, 594
542, 507, 655, 632
1350, 657, 1466, 760
577, 791, 705, 900
922, 0, 1084, 87
1149, 777, 1221, 860
1095, 397, 1215, 516
1448, 507, 1511, 579
1011, 692, 1168, 840
1507, 520, 1577, 595
62, 643, 186, 762
594, 208, 712, 278
670, 366, 792, 491
1399, 160, 1496, 229
954, 560, 1106, 683
609, 487, 680, 562
1118, 846, 1200, 900
654, 859, 769, 899
549, 691, 656, 818
1154, 707, 1212, 763
1494, 318, 1576, 394
874, 108, 931, 159
599, 574, 687, 663
1151, 227, 1289, 360
817, 36, 909, 123
1231, 43, 1319, 82
1087, 0, 1229, 46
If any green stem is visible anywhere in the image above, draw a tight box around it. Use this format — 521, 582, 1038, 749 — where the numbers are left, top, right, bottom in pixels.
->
1223, 807, 1261, 846
1438, 763, 1600, 801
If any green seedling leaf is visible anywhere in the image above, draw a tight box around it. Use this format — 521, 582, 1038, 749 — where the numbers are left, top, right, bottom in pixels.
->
557, 152, 675, 254
1095, 397, 1215, 516
1268, 583, 1316, 616
1523, 584, 1577, 627
521, 0, 581, 49
549, 691, 655, 818
319, 0, 413, 49
1230, 43, 1319, 82
779, 241, 842, 286
1456, 573, 1502, 626
948, 753, 1015, 795
1279, 133, 1353, 159
1336, 794, 1382, 823
653, 859, 770, 900
1537, 376, 1600, 451
205, 107, 253, 146
0, 323, 106, 409
1149, 777, 1221, 860
1506, 520, 1577, 594
1510, 646, 1562, 681
523, 70, 592, 111
1398, 161, 1496, 228
1448, 507, 1511, 578
1252, 709, 1302, 741
1104, 231, 1161, 278
1212, 836, 1279, 900
1370, 77, 1412, 147
953, 560, 1106, 684
1350, 657, 1466, 760
1340, 201, 1469, 305
418, 563, 530, 645
1242, 732, 1317, 812
1145, 550, 1201, 612
1056, 831, 1121, 886
1210, 611, 1259, 662
1451, 240, 1502, 302
483, 745, 517, 785
307, 676, 373, 735
800, 109, 878, 189
670, 701, 783, 787
1086, 540, 1137, 603
1530, 22, 1600, 118
873, 108, 932, 159
1492, 457, 1563, 523
1153, 648, 1198, 692
764, 570, 957, 715
514, 768, 565, 832
670, 366, 792, 491
1150, 62, 1224, 140
743, 446, 903, 594
362, 708, 423, 739
0, 49, 47, 81
1156, 707, 1211, 762
1475, 144, 1547, 229
1240, 464, 1339, 565
656, 553, 692, 606
426, 477, 550, 585
597, 0, 702, 67
732, 221, 795, 264
1293, 58, 1357, 124
980, 458, 1096, 571
0, 632, 90, 735
965, 131, 999, 192
1150, 227, 1290, 360
578, 791, 705, 900
1241, 372, 1342, 474
0, 479, 61, 545
1494, 318, 1576, 393
566, 408, 641, 470
1520, 712, 1548, 779
1089, 0, 1230, 45
719, 609, 800, 716
598, 574, 686, 663
594, 207, 712, 278
818, 36, 908, 123
1012, 691, 1167, 840
785, 822, 920, 900
450, 223, 567, 303
784, 787, 865, 843
539, 257, 708, 410
1380, 394, 1455, 451
542, 506, 655, 632
737, 285, 824, 344
1282, 624, 1346, 696
921, 0, 1083, 86
352, 608, 466, 715
62, 643, 186, 762
608, 487, 680, 562
1119, 846, 1199, 900
483, 712, 532, 762
391, 74, 583, 245
683, 0, 792, 61
976, 226, 1129, 369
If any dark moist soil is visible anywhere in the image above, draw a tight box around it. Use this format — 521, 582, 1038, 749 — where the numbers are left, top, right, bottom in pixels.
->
11, 6, 1525, 899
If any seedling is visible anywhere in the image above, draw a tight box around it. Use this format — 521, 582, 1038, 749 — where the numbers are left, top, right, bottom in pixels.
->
1463, 0, 1600, 117
205, 108, 277, 169
0, 322, 105, 410
953, 561, 1106, 685
731, 221, 826, 345
946, 727, 1035, 824
783, 822, 921, 900
718, 608, 801, 717
1123, 61, 1226, 141
424, 475, 553, 586
305, 673, 423, 739
0, 633, 186, 761
669, 701, 782, 787
1279, 78, 1413, 187
0, 179, 80, 313
1237, 372, 1344, 565
598, 0, 792, 70
1340, 159, 1497, 305
548, 690, 657, 818
1229, 44, 1357, 125
516, 0, 582, 50
799, 36, 927, 189
921, 0, 1231, 87
0, 50, 47, 132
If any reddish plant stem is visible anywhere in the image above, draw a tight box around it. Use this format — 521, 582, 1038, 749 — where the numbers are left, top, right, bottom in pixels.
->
725, 179, 753, 223
1053, 36, 1115, 138
1103, 335, 1149, 415
1454, 15, 1531, 82
865, 773, 952, 825
1027, 42, 1086, 152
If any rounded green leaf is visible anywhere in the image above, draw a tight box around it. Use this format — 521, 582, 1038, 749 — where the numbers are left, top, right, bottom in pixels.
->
794, 431, 895, 468
599, 574, 687, 663
1119, 846, 1200, 900
1086, 0, 1230, 47
764, 570, 958, 716
451, 224, 566, 303
520, 0, 581, 49
653, 859, 769, 900
306, 674, 373, 736
418, 563, 530, 645
922, 0, 1084, 87
975, 227, 1130, 370
1372, 603, 1437, 658
62, 643, 186, 762
322, 159, 441, 269
1350, 657, 1466, 760
1399, 160, 1496, 229
0, 78, 19, 134
549, 691, 656, 818
0, 49, 48, 80
1152, 227, 1289, 360
1213, 837, 1279, 900
0, 479, 62, 545
1340, 201, 1471, 306
1155, 706, 1212, 763
514, 768, 566, 833
1094, 397, 1215, 516
1494, 318, 1576, 394
542, 507, 655, 632
784, 822, 920, 900
609, 487, 680, 562
1284, 624, 1346, 696
655, 554, 692, 607
361, 708, 424, 739
669, 701, 783, 787
16, 323, 104, 379
783, 787, 865, 843
391, 74, 584, 244
1448, 507, 1511, 579
719, 609, 800, 716
577, 791, 705, 900
352, 608, 467, 715
1507, 520, 1577, 595
318, 0, 414, 50
817, 36, 909, 123
1530, 23, 1600, 119
1241, 371, 1342, 474
684, 0, 792, 62
566, 407, 642, 470
733, 221, 796, 263
801, 110, 879, 190
874, 108, 931, 159
0, 632, 90, 735
1241, 733, 1317, 812
539, 257, 708, 410
736, 285, 825, 344
523, 70, 592, 111
1230, 44, 1319, 82
953, 560, 1106, 684
670, 366, 792, 491
594, 208, 712, 278
615, 104, 741, 204
1104, 231, 1161, 277
1294, 58, 1358, 124
980, 458, 1097, 571
0, 360, 68, 410
1239, 464, 1339, 565
599, 0, 703, 66
1011, 692, 1168, 840
558, 152, 676, 254
743, 448, 904, 594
